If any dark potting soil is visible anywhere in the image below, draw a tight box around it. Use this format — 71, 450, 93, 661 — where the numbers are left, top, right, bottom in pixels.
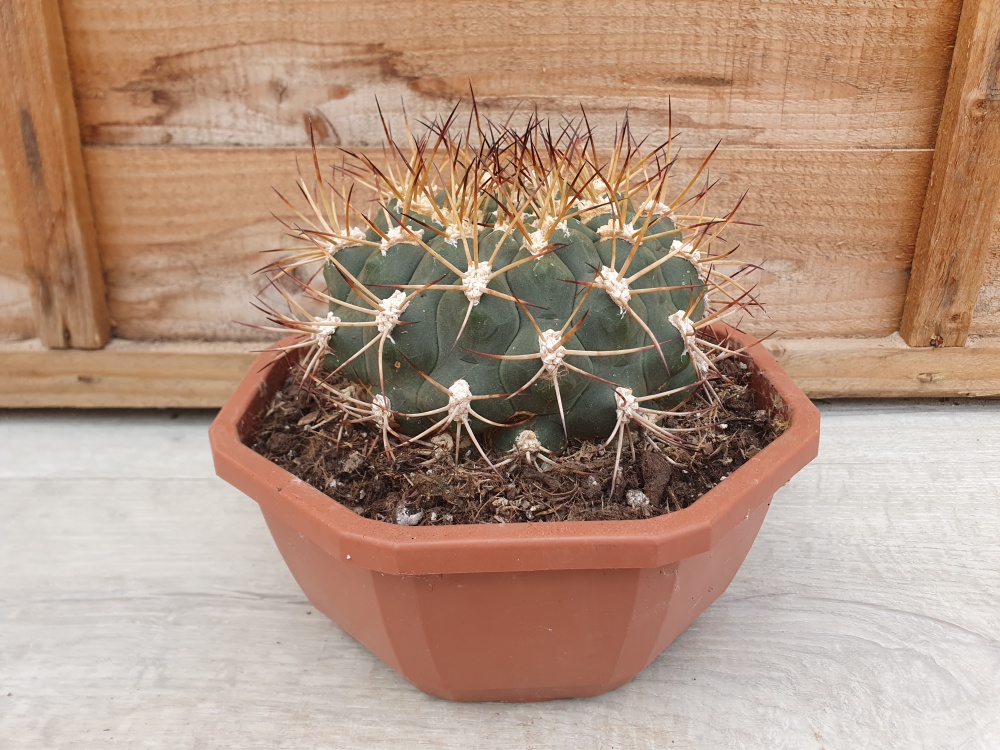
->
249, 345, 786, 525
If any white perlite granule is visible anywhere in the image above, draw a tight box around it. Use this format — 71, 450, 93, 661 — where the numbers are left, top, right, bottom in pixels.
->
626, 489, 650, 507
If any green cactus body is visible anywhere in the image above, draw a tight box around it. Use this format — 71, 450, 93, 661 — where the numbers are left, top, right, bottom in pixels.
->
322, 210, 706, 451
261, 109, 746, 470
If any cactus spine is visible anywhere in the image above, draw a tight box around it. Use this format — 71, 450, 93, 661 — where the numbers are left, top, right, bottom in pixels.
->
258, 105, 755, 488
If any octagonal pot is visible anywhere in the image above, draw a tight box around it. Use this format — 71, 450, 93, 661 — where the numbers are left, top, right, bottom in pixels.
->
209, 324, 820, 702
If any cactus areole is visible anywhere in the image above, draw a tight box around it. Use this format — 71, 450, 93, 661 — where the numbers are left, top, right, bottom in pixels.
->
260, 105, 754, 483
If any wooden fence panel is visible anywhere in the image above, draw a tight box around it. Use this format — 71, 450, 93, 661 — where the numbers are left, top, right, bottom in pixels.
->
2, 0, 999, 402
61, 0, 961, 149
83, 145, 931, 342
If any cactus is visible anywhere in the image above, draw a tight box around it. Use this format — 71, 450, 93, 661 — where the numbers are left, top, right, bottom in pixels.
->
258, 105, 755, 489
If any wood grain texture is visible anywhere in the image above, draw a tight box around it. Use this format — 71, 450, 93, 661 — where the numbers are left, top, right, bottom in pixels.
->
0, 0, 109, 349
0, 339, 256, 408
971, 219, 1000, 336
1, 405, 998, 748
59, 0, 962, 149
0, 154, 35, 340
81, 145, 932, 343
767, 333, 1000, 397
900, 0, 1000, 347
3, 333, 999, 407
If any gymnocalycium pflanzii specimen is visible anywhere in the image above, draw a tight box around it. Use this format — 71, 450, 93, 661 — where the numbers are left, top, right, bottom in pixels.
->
257, 104, 757, 490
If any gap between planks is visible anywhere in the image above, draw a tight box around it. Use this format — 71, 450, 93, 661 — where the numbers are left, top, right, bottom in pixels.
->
1, 334, 999, 407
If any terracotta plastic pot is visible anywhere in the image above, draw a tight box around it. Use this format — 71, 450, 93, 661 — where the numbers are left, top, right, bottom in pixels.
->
210, 324, 820, 702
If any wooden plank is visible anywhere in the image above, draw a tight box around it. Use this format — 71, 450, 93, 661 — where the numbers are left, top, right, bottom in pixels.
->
1, 408, 999, 747
900, 0, 1000, 347
0, 0, 110, 349
970, 218, 1000, 336
80, 145, 932, 343
59, 0, 962, 149
766, 333, 1000, 398
0, 339, 256, 408
2, 334, 999, 407
0, 153, 35, 340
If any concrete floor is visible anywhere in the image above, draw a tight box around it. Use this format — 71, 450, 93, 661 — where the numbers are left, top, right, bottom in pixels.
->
1, 402, 998, 749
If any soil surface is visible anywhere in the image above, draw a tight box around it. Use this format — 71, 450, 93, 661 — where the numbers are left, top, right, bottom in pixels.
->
250, 345, 786, 525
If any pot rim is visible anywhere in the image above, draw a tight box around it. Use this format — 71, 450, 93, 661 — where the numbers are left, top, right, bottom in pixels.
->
210, 323, 820, 575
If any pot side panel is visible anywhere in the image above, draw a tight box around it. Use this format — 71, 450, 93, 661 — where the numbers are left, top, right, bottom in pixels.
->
261, 511, 404, 675
373, 567, 647, 701
650, 499, 770, 657
258, 498, 771, 702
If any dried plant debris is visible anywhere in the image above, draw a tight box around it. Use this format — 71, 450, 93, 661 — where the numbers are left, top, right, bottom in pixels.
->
250, 342, 785, 526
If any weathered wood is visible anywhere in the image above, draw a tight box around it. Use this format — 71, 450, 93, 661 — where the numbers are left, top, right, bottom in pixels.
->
60, 0, 962, 149
971, 221, 1000, 336
0, 154, 34, 340
900, 0, 1000, 347
0, 0, 110, 349
1, 406, 999, 747
2, 333, 998, 407
81, 145, 932, 343
0, 339, 256, 408
766, 333, 1000, 398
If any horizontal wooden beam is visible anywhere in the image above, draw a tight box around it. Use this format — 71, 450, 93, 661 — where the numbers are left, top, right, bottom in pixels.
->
1, 336, 998, 408
764, 334, 1000, 398
0, 340, 256, 408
